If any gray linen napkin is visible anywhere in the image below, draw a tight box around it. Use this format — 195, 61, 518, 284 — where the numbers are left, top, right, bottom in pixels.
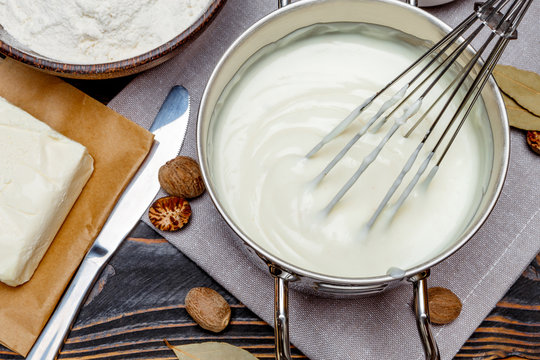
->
109, 0, 540, 359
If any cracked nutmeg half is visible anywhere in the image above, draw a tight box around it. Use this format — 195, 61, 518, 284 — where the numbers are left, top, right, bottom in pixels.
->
148, 196, 191, 231
527, 131, 540, 155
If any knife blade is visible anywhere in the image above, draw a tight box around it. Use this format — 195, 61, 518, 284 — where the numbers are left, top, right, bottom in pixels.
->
26, 86, 190, 360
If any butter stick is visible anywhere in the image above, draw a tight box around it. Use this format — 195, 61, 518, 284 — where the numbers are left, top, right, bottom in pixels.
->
0, 96, 94, 286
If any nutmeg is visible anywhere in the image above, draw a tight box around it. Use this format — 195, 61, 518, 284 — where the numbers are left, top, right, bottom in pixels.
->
148, 196, 191, 231
185, 287, 231, 333
428, 287, 462, 325
526, 131, 540, 155
159, 156, 205, 198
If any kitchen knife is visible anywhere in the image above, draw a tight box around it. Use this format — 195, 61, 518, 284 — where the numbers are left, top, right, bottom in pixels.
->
26, 86, 190, 360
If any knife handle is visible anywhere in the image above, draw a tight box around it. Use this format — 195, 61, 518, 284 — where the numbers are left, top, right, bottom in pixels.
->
26, 246, 109, 360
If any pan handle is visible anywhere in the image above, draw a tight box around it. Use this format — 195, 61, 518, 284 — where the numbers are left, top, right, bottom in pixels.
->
270, 266, 295, 360
270, 266, 440, 360
278, 0, 292, 8
278, 1, 420, 11
409, 270, 441, 360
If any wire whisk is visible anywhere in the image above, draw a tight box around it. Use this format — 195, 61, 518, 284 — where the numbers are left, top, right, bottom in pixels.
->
307, 0, 532, 233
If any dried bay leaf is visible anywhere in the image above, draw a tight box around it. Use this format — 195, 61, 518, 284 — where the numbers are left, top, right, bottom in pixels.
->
501, 92, 540, 131
165, 340, 259, 360
493, 65, 540, 117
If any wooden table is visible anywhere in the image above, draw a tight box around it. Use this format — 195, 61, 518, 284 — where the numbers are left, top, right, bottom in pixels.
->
0, 77, 538, 360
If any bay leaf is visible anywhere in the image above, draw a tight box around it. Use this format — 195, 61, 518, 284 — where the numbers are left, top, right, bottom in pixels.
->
166, 340, 259, 360
493, 64, 540, 117
501, 92, 540, 131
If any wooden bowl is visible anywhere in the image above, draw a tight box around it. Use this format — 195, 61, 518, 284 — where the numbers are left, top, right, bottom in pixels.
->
0, 0, 226, 79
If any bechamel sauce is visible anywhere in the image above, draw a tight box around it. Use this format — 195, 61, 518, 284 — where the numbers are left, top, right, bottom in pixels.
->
209, 23, 491, 278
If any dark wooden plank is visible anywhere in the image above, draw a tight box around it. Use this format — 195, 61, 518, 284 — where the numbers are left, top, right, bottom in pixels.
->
30, 222, 305, 360
455, 255, 540, 360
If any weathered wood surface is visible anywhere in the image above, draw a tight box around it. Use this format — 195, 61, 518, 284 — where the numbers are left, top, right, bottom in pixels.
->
0, 223, 537, 360
455, 254, 540, 360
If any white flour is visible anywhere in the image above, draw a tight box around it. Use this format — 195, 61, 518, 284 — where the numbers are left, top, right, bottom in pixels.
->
0, 0, 212, 63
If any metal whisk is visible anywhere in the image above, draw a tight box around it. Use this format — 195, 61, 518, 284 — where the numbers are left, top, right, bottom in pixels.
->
307, 0, 532, 231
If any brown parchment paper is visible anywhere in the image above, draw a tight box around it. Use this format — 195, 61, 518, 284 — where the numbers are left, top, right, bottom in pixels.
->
0, 59, 154, 356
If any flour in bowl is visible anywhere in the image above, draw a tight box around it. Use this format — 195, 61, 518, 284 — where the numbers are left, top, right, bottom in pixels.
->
0, 0, 213, 63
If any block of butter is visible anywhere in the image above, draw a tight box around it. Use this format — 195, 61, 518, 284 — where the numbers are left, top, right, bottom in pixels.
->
0, 96, 94, 286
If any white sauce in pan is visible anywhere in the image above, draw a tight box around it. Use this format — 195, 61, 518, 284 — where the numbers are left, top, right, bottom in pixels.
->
209, 23, 491, 278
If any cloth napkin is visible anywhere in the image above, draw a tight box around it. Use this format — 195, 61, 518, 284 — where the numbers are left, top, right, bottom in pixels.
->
108, 0, 540, 359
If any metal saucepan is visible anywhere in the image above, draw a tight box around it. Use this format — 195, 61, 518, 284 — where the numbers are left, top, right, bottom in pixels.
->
197, 0, 509, 359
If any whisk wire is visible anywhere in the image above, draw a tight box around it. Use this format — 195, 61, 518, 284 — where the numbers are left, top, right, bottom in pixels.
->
308, 0, 531, 231
382, 34, 516, 228
304, 8, 485, 159
311, 16, 485, 187
322, 23, 491, 215
364, 0, 532, 230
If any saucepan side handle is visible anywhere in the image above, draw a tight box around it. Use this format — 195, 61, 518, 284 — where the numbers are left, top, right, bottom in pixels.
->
279, 0, 418, 9
270, 266, 295, 360
269, 266, 440, 360
278, 0, 292, 8
278, 1, 418, 10
409, 270, 441, 360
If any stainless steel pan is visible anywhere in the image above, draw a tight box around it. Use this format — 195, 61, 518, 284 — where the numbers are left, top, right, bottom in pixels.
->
197, 1, 509, 359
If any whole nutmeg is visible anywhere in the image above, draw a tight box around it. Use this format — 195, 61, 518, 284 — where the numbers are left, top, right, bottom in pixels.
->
185, 287, 231, 333
159, 156, 205, 198
527, 131, 540, 155
428, 287, 462, 325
